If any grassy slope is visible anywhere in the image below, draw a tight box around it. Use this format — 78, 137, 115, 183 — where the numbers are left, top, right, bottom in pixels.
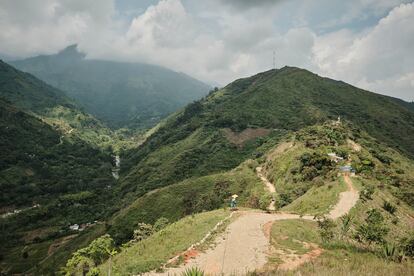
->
267, 219, 414, 276
118, 66, 414, 215
282, 177, 347, 216
100, 210, 230, 275
109, 160, 267, 243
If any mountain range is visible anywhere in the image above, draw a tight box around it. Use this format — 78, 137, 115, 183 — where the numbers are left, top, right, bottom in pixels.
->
11, 45, 211, 129
1, 62, 413, 275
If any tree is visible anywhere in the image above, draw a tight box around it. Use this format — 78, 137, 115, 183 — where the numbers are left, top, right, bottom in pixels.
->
356, 209, 389, 245
317, 216, 336, 243
64, 234, 115, 276
133, 223, 154, 242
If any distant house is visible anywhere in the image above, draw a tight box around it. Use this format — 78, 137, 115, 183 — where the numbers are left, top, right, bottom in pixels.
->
340, 165, 353, 172
328, 153, 344, 163
69, 224, 79, 231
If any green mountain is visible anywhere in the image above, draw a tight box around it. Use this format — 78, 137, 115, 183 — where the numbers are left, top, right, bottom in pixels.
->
11, 45, 211, 129
106, 67, 414, 241
3, 66, 414, 275
118, 66, 414, 198
0, 63, 119, 274
0, 98, 117, 273
0, 60, 128, 150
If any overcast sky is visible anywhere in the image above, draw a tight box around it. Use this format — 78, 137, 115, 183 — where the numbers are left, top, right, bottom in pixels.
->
0, 0, 413, 101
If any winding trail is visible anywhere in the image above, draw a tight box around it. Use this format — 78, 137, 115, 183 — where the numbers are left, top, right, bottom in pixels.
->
152, 172, 359, 275
327, 174, 359, 219
256, 166, 276, 210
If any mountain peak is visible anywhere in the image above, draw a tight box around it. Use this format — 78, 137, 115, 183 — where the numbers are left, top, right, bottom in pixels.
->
57, 44, 85, 59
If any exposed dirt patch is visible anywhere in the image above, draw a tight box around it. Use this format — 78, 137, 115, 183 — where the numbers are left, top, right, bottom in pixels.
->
47, 234, 78, 256
277, 245, 323, 271
183, 249, 199, 263
347, 139, 362, 152
222, 128, 271, 147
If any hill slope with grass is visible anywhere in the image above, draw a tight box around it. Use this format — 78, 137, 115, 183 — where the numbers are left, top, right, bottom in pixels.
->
117, 66, 414, 206
86, 122, 414, 275
11, 45, 211, 129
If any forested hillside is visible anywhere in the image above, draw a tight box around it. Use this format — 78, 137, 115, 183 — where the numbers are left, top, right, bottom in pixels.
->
118, 66, 414, 201
11, 45, 211, 129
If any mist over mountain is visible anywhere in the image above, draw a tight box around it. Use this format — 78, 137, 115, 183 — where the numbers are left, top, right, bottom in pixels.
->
11, 45, 211, 129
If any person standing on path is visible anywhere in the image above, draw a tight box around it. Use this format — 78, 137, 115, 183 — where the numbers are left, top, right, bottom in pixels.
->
230, 194, 238, 209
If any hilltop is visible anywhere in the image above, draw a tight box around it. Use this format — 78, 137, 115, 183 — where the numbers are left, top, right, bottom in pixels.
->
117, 66, 414, 201
11, 45, 211, 129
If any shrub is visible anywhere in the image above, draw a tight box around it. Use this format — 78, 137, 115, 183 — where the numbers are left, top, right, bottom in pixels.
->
259, 194, 272, 210
382, 243, 398, 261
355, 209, 389, 245
22, 251, 29, 259
340, 214, 353, 239
246, 194, 260, 209
133, 223, 154, 242
360, 185, 375, 201
153, 217, 169, 232
383, 201, 397, 215
276, 193, 291, 208
181, 267, 204, 276
400, 234, 414, 257
317, 216, 336, 243
64, 234, 115, 275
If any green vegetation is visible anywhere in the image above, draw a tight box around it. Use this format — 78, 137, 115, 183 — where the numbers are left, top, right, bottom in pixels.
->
109, 160, 266, 244
182, 267, 205, 276
0, 62, 122, 275
11, 45, 210, 129
98, 210, 229, 275
63, 234, 116, 276
282, 179, 347, 215
271, 220, 320, 255
2, 62, 414, 275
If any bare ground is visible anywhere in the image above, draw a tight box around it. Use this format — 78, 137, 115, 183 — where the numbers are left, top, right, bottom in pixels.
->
222, 128, 271, 147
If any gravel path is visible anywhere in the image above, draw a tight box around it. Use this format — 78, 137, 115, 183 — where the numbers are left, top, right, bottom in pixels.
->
152, 175, 358, 275
327, 174, 359, 219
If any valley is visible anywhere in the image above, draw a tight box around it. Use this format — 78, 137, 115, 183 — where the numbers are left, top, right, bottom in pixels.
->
1, 62, 413, 275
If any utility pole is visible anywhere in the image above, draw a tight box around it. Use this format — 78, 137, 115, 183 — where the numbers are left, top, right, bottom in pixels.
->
273, 50, 276, 69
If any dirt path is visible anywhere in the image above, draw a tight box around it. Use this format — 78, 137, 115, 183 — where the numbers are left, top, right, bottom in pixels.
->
152, 175, 358, 275
152, 212, 314, 276
256, 167, 276, 210
328, 174, 359, 219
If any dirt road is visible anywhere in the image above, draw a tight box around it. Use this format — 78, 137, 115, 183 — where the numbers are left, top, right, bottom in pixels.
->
328, 174, 359, 219
152, 174, 358, 275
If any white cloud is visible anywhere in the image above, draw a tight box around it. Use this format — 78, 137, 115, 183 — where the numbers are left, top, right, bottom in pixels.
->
0, 0, 412, 101
313, 2, 414, 101
0, 0, 117, 57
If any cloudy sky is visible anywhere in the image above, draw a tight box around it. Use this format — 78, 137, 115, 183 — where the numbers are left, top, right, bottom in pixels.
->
0, 0, 413, 101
